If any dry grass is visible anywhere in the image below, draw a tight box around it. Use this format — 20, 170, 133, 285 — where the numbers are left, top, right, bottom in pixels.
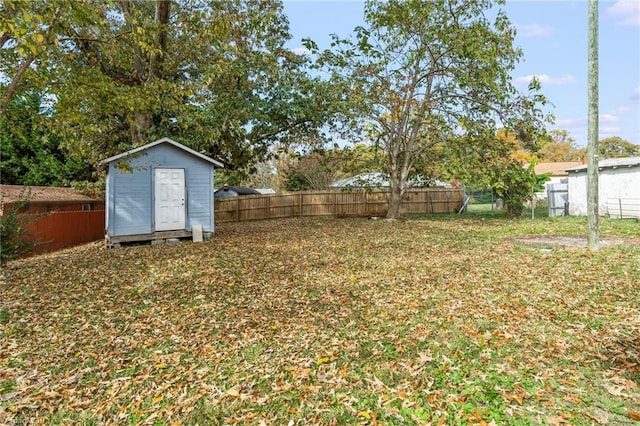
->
1, 216, 639, 425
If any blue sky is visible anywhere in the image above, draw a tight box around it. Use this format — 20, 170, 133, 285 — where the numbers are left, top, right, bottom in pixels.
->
282, 0, 640, 147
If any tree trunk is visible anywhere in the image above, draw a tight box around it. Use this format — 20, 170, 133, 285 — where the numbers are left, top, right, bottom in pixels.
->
386, 186, 403, 219
131, 111, 151, 145
149, 0, 171, 80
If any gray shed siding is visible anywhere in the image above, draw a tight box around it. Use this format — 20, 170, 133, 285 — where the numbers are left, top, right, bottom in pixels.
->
106, 143, 215, 237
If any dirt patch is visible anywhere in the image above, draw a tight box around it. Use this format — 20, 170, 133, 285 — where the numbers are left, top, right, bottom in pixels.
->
511, 235, 640, 248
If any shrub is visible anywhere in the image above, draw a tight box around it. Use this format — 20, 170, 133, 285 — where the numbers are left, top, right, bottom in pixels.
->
0, 202, 40, 264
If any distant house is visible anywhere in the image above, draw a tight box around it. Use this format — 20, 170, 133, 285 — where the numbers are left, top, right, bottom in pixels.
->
565, 157, 640, 218
100, 137, 223, 245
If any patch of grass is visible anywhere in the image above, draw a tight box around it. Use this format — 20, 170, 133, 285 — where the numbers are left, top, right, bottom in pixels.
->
49, 410, 98, 426
0, 379, 17, 394
0, 305, 9, 323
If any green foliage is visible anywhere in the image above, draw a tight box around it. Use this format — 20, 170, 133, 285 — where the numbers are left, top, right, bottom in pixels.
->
0, 0, 83, 117
281, 151, 343, 191
540, 132, 639, 161
446, 134, 551, 217
598, 136, 639, 158
488, 161, 531, 216
282, 168, 311, 192
0, 91, 93, 186
273, 144, 385, 192
331, 143, 385, 177
70, 178, 105, 199
0, 202, 41, 264
215, 169, 252, 188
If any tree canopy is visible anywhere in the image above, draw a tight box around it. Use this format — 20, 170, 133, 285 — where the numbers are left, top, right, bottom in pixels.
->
1, 0, 348, 185
539, 130, 583, 161
598, 136, 639, 158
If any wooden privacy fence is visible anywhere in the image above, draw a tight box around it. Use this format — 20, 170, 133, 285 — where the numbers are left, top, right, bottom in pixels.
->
214, 188, 463, 223
25, 210, 105, 254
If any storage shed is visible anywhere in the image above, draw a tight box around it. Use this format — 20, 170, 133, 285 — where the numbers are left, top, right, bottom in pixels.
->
565, 157, 640, 218
100, 137, 223, 246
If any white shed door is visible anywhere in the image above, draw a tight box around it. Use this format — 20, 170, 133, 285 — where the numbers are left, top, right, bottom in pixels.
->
155, 168, 186, 231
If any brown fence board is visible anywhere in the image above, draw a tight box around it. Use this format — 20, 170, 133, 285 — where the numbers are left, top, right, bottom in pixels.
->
26, 210, 105, 254
214, 189, 462, 223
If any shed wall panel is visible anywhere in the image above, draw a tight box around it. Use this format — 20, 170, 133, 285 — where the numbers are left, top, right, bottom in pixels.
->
112, 168, 153, 235
185, 167, 214, 231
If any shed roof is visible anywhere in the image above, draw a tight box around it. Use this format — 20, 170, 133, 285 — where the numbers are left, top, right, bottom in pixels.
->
564, 156, 640, 173
99, 137, 224, 168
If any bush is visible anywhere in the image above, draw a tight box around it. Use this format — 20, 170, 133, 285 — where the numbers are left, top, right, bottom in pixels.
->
0, 204, 39, 264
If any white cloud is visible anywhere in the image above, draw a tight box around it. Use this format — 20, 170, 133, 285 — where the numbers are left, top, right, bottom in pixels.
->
555, 117, 587, 129
600, 114, 620, 124
291, 46, 311, 56
553, 115, 624, 143
516, 23, 554, 37
600, 125, 622, 136
631, 86, 640, 101
613, 106, 632, 114
556, 114, 621, 129
514, 74, 575, 88
607, 0, 640, 27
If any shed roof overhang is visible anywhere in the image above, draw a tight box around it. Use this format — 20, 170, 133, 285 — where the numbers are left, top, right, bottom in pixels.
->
564, 156, 640, 173
99, 137, 224, 168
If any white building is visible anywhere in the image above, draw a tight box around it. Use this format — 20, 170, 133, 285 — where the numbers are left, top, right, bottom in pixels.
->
565, 157, 640, 218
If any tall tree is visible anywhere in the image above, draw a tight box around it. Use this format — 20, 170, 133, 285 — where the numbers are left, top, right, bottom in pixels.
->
598, 136, 639, 158
316, 0, 550, 219
2, 0, 346, 174
539, 129, 583, 161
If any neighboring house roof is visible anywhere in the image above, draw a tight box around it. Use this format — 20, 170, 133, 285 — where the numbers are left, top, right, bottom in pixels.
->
99, 137, 224, 168
331, 172, 451, 188
332, 172, 389, 188
564, 156, 640, 173
254, 188, 276, 195
214, 186, 261, 198
529, 162, 583, 177
0, 184, 99, 204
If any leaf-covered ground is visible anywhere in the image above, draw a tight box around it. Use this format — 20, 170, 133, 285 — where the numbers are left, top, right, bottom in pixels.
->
1, 216, 639, 425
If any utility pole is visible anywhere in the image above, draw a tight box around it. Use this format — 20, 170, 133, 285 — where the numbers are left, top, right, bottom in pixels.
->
587, 0, 599, 251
